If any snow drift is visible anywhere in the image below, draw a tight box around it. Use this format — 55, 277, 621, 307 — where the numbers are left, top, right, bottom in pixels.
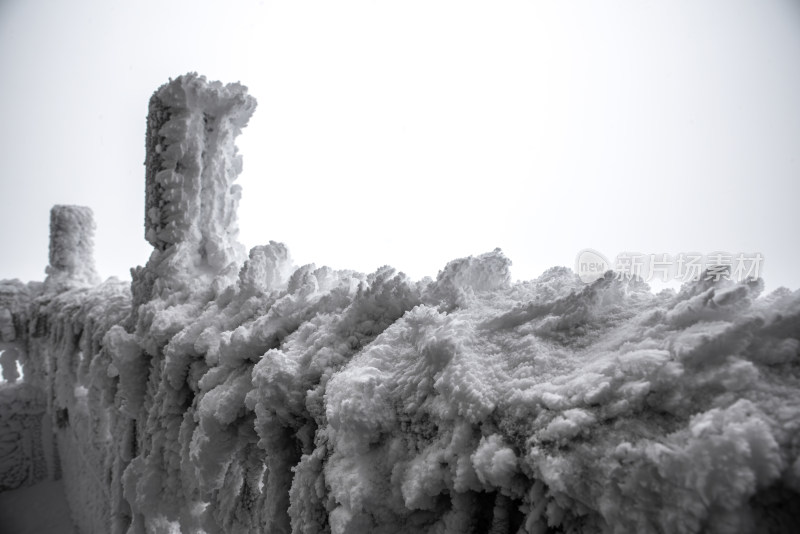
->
1, 73, 799, 534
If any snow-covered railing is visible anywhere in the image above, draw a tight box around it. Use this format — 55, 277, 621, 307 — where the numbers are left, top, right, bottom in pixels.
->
0, 382, 49, 492
1, 73, 800, 534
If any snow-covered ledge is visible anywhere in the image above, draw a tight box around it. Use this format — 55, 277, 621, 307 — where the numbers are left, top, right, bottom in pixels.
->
1, 74, 799, 534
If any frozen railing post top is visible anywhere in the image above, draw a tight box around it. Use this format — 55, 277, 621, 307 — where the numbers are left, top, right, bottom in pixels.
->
144, 73, 257, 274
44, 205, 100, 291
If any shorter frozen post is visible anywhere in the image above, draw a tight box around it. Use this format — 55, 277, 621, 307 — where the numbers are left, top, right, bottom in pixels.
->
44, 205, 100, 291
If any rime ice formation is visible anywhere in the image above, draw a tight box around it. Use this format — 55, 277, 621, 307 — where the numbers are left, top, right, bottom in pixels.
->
135, 72, 256, 317
44, 205, 100, 291
144, 73, 254, 262
1, 73, 800, 534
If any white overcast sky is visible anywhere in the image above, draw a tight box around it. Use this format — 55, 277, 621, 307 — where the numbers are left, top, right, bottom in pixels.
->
1, 0, 798, 291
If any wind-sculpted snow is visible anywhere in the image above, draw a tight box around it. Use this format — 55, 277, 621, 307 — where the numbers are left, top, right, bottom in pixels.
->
1, 74, 799, 533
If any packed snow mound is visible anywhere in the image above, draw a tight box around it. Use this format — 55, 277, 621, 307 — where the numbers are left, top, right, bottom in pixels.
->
1, 74, 799, 534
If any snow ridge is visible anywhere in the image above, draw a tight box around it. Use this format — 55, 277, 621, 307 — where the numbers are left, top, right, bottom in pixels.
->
1, 74, 800, 534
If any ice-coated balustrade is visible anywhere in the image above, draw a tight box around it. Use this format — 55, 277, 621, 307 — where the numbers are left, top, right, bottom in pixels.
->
1, 73, 799, 534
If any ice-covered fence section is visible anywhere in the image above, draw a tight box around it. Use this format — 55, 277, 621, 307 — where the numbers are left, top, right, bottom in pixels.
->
1, 204, 130, 532
2, 72, 800, 534
0, 383, 48, 491
0, 213, 90, 501
0, 281, 50, 493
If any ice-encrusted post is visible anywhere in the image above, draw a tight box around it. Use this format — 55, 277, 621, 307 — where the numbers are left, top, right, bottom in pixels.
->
44, 205, 100, 291
142, 73, 256, 283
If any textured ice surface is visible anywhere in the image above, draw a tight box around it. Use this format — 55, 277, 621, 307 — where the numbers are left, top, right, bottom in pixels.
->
1, 74, 799, 534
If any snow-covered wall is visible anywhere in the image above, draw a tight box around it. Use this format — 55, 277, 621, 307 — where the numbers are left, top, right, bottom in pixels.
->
1, 73, 800, 534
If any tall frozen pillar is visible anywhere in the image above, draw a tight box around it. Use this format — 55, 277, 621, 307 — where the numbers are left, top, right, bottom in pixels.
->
44, 205, 100, 291
143, 73, 256, 277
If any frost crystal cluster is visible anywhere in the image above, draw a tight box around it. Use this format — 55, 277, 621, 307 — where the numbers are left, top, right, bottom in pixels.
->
1, 73, 799, 534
